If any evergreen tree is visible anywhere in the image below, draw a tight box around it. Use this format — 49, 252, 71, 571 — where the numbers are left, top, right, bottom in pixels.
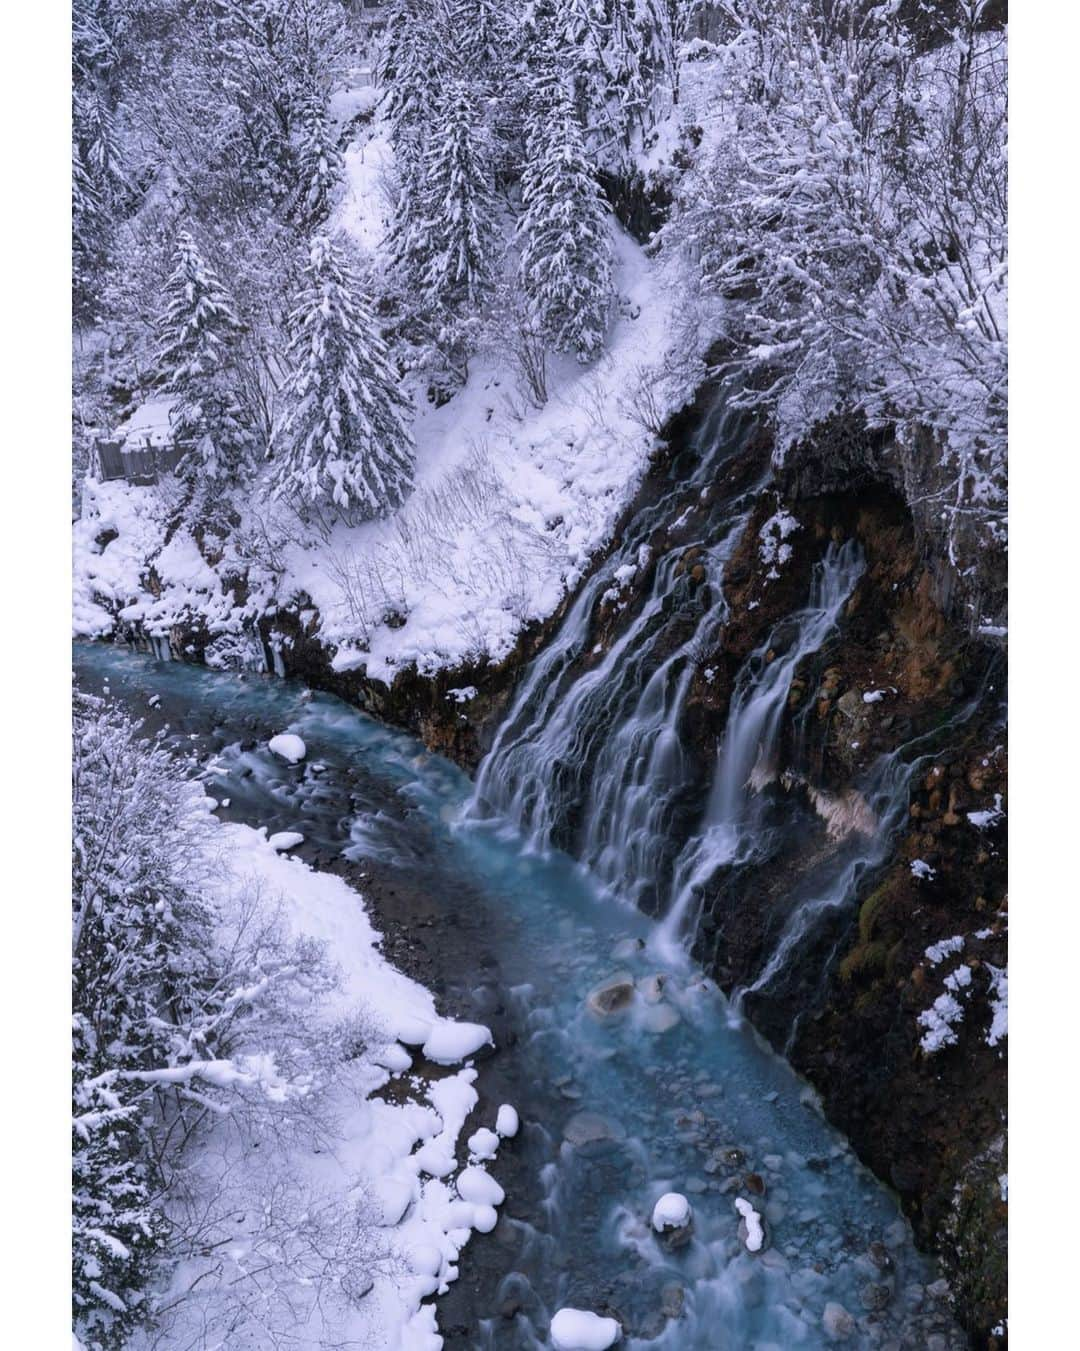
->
156, 228, 254, 481
273, 234, 415, 518
381, 1, 452, 278
294, 89, 343, 225
518, 78, 613, 360
73, 142, 109, 323
417, 80, 499, 311
72, 694, 217, 1346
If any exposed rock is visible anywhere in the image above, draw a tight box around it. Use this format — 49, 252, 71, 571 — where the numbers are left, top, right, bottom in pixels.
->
822, 1301, 856, 1341
586, 973, 636, 1018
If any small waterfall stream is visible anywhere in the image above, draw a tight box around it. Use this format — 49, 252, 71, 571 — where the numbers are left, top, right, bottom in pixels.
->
653, 541, 865, 959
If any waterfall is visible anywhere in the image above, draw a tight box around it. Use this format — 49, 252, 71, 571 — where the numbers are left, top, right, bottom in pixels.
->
652, 539, 865, 956
469, 395, 759, 885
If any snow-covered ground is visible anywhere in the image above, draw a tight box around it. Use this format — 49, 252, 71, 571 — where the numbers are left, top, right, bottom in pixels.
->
73, 93, 714, 681
148, 799, 511, 1350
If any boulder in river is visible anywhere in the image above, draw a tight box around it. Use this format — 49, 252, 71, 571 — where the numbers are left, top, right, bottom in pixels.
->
563, 1112, 626, 1147
822, 1301, 856, 1341
586, 973, 636, 1018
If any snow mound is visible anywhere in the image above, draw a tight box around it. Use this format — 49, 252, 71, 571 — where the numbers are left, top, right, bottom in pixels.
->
496, 1103, 520, 1139
267, 831, 304, 852
651, 1192, 692, 1232
268, 732, 306, 763
550, 1308, 622, 1350
456, 1166, 505, 1208
735, 1197, 765, 1252
467, 1127, 500, 1161
421, 1020, 492, 1065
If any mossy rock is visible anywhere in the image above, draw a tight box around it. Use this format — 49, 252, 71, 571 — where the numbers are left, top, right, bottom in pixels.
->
839, 940, 889, 984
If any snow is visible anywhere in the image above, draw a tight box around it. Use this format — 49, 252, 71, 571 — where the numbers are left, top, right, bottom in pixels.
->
651, 1191, 692, 1232
734, 1197, 765, 1252
925, 935, 965, 965
918, 991, 965, 1054
267, 830, 305, 852
268, 732, 307, 764
910, 859, 936, 881
967, 793, 1005, 831
550, 1308, 622, 1350
496, 1103, 520, 1139
116, 396, 177, 449
73, 112, 711, 681
168, 802, 505, 1348
456, 1166, 505, 1208
758, 509, 801, 570
421, 1020, 493, 1065
986, 963, 1008, 1047
467, 1127, 500, 1161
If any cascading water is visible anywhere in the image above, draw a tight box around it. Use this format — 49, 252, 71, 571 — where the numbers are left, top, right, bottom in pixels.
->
471, 396, 765, 911
653, 540, 865, 958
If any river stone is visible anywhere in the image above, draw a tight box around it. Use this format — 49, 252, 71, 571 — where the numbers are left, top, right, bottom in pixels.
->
636, 973, 667, 1004
860, 1281, 893, 1312
587, 973, 636, 1018
926, 1278, 951, 1302
643, 1002, 681, 1034
564, 1111, 626, 1147
884, 1218, 909, 1250
661, 1284, 685, 1320
822, 1302, 856, 1341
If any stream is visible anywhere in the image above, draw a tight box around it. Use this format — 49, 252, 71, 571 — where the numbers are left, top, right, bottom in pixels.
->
74, 640, 963, 1350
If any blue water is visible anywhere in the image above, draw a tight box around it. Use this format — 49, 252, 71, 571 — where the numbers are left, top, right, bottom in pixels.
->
74, 642, 962, 1349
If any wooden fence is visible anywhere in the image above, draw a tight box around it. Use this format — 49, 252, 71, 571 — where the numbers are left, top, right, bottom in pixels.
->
94, 438, 187, 485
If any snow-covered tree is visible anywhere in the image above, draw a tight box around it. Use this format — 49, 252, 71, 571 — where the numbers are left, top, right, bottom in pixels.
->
73, 142, 109, 323
294, 89, 343, 225
272, 234, 415, 519
156, 228, 254, 481
518, 76, 614, 359
72, 692, 350, 1346
417, 80, 499, 311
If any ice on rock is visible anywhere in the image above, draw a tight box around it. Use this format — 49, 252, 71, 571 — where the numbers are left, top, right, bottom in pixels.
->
550, 1308, 622, 1350
268, 732, 306, 763
422, 1020, 493, 1065
468, 1127, 500, 1161
651, 1192, 692, 1232
456, 1165, 505, 1208
267, 830, 304, 852
496, 1103, 520, 1138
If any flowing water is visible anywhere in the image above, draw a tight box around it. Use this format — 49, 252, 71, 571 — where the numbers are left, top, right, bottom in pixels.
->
74, 641, 963, 1349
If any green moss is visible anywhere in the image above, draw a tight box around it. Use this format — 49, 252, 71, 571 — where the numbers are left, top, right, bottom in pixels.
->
839, 940, 889, 983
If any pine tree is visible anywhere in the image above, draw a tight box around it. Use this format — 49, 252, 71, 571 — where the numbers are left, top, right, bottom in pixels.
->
417, 80, 499, 311
73, 142, 109, 323
156, 228, 254, 481
273, 234, 415, 518
72, 694, 217, 1346
518, 78, 614, 360
381, 1, 452, 278
294, 89, 343, 225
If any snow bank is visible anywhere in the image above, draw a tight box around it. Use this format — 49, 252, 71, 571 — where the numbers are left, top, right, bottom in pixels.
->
421, 1020, 492, 1065
651, 1192, 692, 1233
268, 732, 307, 763
187, 809, 503, 1348
550, 1308, 622, 1350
